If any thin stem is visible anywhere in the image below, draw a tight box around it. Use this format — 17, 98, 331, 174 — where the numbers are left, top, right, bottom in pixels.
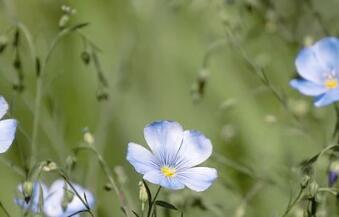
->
318, 188, 338, 196
30, 77, 42, 167
281, 186, 305, 217
224, 28, 303, 127
58, 170, 95, 217
30, 23, 89, 167
74, 145, 131, 217
0, 201, 11, 217
305, 0, 330, 35
147, 187, 161, 217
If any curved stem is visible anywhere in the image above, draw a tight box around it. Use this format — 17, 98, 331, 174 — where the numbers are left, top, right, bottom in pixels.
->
30, 23, 89, 167
281, 186, 305, 217
73, 145, 131, 217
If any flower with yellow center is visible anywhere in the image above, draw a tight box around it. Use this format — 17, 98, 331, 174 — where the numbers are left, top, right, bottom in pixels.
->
290, 37, 339, 107
127, 120, 218, 192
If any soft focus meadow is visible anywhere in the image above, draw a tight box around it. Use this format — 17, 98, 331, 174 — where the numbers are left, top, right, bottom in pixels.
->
2, 0, 339, 216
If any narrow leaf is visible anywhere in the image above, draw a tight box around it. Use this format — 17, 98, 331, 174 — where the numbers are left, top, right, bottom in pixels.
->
155, 200, 177, 210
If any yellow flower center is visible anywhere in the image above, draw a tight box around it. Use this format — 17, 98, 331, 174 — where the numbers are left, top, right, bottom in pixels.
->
161, 166, 176, 177
325, 79, 338, 89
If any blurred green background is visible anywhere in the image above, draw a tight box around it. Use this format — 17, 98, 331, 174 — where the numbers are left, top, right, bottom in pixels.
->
0, 0, 339, 216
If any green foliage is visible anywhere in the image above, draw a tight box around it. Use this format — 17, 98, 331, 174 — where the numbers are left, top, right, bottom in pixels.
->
1, 0, 339, 216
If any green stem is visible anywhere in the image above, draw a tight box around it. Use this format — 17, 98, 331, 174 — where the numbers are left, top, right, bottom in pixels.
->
58, 170, 95, 217
74, 145, 131, 217
281, 186, 305, 217
30, 23, 89, 167
147, 186, 161, 217
0, 201, 11, 217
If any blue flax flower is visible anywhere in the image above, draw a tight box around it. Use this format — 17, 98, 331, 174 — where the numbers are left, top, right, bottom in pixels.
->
291, 37, 339, 107
43, 179, 95, 217
15, 180, 95, 217
0, 96, 17, 153
127, 120, 218, 192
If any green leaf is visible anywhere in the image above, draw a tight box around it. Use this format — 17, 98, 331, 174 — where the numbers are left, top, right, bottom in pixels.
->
155, 200, 177, 210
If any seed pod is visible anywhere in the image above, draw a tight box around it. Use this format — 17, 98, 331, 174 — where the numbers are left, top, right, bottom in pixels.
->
23, 181, 34, 204
81, 51, 91, 65
59, 14, 70, 29
104, 183, 113, 191
0, 35, 8, 53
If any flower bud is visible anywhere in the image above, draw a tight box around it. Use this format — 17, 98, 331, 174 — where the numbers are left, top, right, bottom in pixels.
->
114, 166, 127, 185
104, 183, 113, 191
62, 188, 74, 211
303, 36, 314, 47
81, 51, 91, 65
83, 131, 95, 145
23, 181, 34, 204
0, 35, 8, 53
42, 161, 58, 172
301, 175, 310, 188
328, 161, 339, 186
65, 156, 77, 170
309, 181, 318, 197
138, 181, 148, 211
59, 14, 70, 29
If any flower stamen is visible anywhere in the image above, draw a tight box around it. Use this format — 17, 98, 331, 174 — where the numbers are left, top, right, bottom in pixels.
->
161, 166, 176, 177
325, 79, 338, 89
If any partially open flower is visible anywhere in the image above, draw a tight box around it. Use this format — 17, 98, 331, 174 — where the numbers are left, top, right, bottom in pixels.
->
328, 161, 339, 187
127, 120, 218, 192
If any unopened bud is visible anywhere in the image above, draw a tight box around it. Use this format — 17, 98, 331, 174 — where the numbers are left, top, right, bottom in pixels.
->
114, 166, 127, 185
42, 161, 58, 172
309, 181, 318, 197
0, 35, 8, 53
301, 175, 310, 188
81, 51, 91, 65
65, 156, 77, 170
264, 114, 277, 124
104, 183, 113, 191
304, 36, 314, 47
62, 188, 74, 211
328, 161, 339, 186
23, 181, 33, 204
83, 131, 95, 145
59, 14, 70, 29
139, 181, 148, 211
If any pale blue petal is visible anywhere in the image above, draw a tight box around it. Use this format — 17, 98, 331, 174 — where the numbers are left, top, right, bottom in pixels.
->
44, 180, 95, 217
0, 96, 8, 119
314, 89, 339, 107
290, 79, 327, 96
313, 37, 339, 72
176, 167, 217, 192
295, 47, 326, 84
144, 120, 184, 165
175, 130, 212, 169
127, 143, 159, 175
0, 119, 17, 153
143, 170, 185, 190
